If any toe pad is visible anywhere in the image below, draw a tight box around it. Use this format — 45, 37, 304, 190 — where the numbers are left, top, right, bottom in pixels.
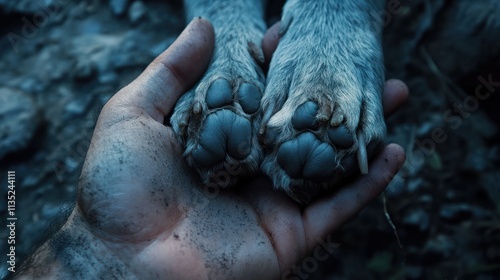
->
292, 101, 319, 130
238, 83, 262, 114
206, 79, 233, 109
277, 133, 337, 182
328, 126, 354, 149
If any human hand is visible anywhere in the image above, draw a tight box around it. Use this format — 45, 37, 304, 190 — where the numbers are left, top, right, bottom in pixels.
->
18, 18, 407, 279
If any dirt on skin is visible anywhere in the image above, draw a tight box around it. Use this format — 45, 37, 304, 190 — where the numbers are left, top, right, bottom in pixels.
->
1, 0, 499, 279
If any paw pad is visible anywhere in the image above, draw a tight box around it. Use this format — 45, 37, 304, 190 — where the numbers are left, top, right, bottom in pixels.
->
327, 125, 354, 149
277, 132, 337, 182
238, 83, 262, 114
292, 101, 319, 130
191, 110, 252, 167
206, 79, 233, 109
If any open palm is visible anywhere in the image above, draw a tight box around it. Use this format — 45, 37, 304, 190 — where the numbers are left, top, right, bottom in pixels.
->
70, 19, 407, 279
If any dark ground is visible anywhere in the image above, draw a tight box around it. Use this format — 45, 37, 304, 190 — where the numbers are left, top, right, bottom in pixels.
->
1, 0, 499, 279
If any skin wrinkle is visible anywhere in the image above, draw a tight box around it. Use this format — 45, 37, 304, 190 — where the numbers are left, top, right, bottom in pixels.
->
97, 102, 144, 132
124, 67, 178, 123
110, 187, 180, 242
158, 61, 184, 102
79, 109, 187, 242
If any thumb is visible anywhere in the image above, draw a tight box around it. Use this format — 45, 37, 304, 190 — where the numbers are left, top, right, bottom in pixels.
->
108, 18, 214, 122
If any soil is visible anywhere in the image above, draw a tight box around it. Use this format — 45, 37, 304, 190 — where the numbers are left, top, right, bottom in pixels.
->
0, 0, 499, 279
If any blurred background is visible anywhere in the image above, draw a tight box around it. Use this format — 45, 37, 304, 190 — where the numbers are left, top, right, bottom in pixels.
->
0, 0, 499, 279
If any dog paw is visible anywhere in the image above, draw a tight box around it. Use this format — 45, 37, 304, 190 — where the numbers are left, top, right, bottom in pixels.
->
260, 2, 386, 203
171, 35, 265, 187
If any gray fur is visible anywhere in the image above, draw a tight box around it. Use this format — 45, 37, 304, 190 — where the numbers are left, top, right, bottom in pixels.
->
173, 0, 387, 203
171, 0, 267, 185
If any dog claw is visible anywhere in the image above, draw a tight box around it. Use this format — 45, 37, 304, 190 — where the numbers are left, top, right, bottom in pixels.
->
193, 101, 202, 115
259, 104, 274, 135
248, 41, 265, 64
330, 114, 344, 127
357, 134, 368, 174
330, 104, 344, 126
317, 103, 332, 122
179, 114, 189, 127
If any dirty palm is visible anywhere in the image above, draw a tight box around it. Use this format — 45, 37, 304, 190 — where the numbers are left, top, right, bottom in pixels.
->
171, 0, 385, 203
